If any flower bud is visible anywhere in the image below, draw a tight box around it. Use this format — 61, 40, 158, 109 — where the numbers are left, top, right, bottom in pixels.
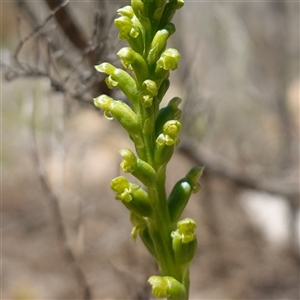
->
154, 120, 181, 167
159, 0, 185, 28
153, 0, 166, 25
94, 95, 140, 136
140, 79, 158, 107
119, 148, 137, 173
111, 176, 132, 202
154, 48, 181, 83
168, 166, 204, 222
148, 276, 186, 300
115, 16, 139, 40
119, 148, 157, 187
154, 141, 174, 168
168, 180, 192, 223
95, 63, 138, 105
147, 23, 176, 66
186, 166, 205, 193
117, 47, 149, 83
177, 218, 197, 243
111, 177, 152, 217
114, 15, 144, 52
131, 0, 151, 34
156, 120, 181, 146
155, 97, 182, 136
157, 48, 181, 71
172, 218, 197, 268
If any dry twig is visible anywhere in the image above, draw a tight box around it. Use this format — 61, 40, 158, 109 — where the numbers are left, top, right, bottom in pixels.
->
29, 94, 92, 299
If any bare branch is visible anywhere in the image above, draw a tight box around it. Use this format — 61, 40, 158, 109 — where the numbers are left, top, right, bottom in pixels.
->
44, 0, 102, 65
29, 93, 92, 300
14, 0, 69, 61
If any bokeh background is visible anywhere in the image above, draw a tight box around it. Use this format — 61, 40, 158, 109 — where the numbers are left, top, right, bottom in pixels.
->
1, 1, 299, 299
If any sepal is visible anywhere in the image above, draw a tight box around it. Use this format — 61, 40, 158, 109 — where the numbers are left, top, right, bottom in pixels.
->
148, 276, 186, 300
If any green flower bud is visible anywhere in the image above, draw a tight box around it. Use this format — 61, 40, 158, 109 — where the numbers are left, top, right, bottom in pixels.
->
119, 148, 157, 187
114, 15, 144, 52
117, 47, 149, 83
115, 16, 139, 40
153, 0, 166, 25
154, 141, 174, 168
95, 63, 138, 105
157, 48, 181, 71
155, 120, 181, 167
111, 177, 152, 217
128, 183, 152, 217
147, 23, 176, 66
168, 180, 192, 223
111, 176, 132, 202
156, 120, 181, 146
94, 95, 140, 136
168, 166, 204, 222
172, 218, 197, 269
140, 79, 158, 107
159, 0, 185, 28
120, 148, 137, 173
131, 0, 151, 35
177, 218, 197, 243
155, 97, 182, 136
186, 166, 205, 193
148, 276, 186, 300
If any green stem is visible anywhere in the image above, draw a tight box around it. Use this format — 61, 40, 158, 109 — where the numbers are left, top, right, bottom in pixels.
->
147, 186, 181, 281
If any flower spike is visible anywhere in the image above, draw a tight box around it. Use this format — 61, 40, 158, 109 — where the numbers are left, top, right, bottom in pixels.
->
93, 1, 202, 298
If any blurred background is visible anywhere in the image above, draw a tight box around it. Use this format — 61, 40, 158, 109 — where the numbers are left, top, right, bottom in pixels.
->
1, 1, 299, 299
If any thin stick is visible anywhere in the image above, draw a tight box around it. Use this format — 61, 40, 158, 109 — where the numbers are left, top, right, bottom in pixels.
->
14, 0, 69, 61
29, 92, 92, 300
